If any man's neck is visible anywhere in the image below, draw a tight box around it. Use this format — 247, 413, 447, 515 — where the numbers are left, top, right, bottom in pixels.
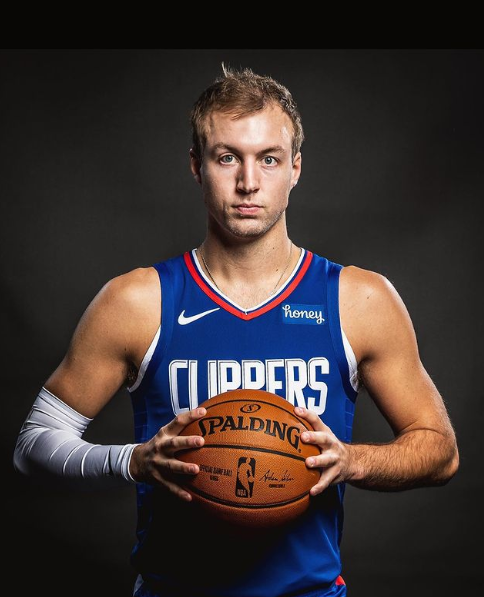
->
198, 226, 301, 309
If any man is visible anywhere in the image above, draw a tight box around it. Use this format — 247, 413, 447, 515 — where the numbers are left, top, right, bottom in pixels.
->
14, 65, 459, 597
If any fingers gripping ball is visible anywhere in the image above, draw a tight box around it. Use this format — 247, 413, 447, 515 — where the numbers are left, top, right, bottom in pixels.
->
177, 389, 320, 527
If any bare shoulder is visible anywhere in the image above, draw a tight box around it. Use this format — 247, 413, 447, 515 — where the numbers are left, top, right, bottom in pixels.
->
74, 265, 161, 365
339, 265, 416, 362
339, 265, 402, 310
95, 266, 161, 315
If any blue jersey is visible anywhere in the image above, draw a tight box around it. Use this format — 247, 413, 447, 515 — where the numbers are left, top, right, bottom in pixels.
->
129, 248, 358, 597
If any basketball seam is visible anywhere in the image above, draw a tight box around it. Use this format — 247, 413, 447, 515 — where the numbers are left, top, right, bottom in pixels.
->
194, 443, 307, 462
203, 397, 313, 431
188, 487, 310, 509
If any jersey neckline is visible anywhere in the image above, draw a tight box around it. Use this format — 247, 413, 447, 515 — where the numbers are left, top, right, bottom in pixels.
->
184, 248, 313, 320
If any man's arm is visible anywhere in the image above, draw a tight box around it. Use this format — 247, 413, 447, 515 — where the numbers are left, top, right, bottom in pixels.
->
297, 266, 459, 493
44, 267, 159, 417
14, 267, 205, 498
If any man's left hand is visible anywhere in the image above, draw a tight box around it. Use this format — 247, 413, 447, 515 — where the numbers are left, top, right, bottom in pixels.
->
295, 406, 353, 495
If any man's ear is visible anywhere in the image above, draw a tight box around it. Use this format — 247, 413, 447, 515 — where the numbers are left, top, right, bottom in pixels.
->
190, 148, 202, 184
291, 152, 302, 188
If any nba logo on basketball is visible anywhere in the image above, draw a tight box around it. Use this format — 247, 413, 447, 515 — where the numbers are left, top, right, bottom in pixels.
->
236, 457, 256, 498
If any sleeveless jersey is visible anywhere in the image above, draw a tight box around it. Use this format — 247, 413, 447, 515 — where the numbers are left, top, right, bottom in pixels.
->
129, 248, 358, 597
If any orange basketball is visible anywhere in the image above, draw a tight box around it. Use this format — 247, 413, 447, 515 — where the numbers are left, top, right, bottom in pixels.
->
177, 389, 320, 527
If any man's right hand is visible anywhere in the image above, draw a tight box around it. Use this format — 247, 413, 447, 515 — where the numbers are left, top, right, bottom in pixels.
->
129, 407, 207, 501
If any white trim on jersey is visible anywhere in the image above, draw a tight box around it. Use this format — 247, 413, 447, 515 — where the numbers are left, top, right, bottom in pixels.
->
191, 247, 306, 314
341, 328, 359, 392
128, 326, 161, 392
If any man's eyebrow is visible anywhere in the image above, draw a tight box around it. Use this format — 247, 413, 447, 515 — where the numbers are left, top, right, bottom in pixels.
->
257, 145, 287, 156
210, 143, 287, 155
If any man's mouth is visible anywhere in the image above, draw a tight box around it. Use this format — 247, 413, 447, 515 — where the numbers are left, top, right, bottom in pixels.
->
234, 204, 261, 215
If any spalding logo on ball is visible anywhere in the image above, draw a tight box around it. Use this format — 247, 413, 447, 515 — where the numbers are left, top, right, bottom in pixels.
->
177, 389, 320, 527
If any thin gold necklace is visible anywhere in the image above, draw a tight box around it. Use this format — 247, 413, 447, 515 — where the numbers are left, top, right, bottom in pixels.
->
198, 242, 294, 298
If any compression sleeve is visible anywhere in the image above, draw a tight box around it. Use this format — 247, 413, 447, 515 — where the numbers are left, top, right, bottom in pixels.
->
13, 387, 138, 489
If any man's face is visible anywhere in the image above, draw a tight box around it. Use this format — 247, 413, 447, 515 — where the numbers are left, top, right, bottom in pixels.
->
191, 105, 301, 241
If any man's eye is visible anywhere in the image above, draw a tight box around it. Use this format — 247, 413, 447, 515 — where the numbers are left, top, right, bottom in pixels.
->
220, 155, 236, 164
263, 156, 277, 166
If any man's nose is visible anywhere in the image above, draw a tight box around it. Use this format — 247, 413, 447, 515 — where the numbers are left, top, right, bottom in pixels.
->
236, 161, 260, 194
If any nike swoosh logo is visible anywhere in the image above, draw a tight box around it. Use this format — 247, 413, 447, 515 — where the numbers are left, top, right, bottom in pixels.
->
178, 308, 220, 325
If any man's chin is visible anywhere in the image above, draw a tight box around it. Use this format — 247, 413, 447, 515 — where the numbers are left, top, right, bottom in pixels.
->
224, 215, 284, 240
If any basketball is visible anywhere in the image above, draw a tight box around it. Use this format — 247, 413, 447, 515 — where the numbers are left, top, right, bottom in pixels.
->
177, 389, 320, 527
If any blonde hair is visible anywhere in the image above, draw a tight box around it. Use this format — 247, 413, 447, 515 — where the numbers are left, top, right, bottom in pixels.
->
190, 64, 304, 160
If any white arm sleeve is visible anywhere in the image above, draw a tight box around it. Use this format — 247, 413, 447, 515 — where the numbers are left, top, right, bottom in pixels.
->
13, 387, 138, 489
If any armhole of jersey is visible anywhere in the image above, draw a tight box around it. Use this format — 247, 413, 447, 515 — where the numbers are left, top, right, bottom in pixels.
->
327, 262, 358, 403
127, 326, 161, 393
127, 262, 175, 395
341, 328, 359, 393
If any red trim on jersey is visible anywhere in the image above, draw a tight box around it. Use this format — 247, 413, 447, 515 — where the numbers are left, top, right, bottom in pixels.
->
335, 576, 345, 586
184, 250, 313, 321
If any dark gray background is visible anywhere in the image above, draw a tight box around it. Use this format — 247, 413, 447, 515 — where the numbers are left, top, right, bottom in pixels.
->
2, 49, 482, 596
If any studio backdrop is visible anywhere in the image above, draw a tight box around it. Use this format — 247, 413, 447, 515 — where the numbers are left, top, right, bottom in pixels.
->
2, 49, 482, 597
